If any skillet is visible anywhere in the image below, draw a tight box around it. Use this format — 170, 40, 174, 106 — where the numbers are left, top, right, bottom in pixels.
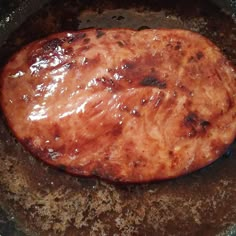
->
0, 0, 236, 235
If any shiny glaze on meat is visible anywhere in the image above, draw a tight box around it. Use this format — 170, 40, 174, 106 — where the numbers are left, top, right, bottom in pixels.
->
1, 29, 236, 182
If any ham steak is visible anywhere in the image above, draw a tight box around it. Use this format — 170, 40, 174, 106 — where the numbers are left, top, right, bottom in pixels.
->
1, 29, 236, 182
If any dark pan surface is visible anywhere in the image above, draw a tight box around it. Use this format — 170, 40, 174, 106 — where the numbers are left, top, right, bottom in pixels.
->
0, 0, 236, 235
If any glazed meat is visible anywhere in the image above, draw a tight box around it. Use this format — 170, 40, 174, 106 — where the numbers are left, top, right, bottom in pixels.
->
1, 29, 236, 182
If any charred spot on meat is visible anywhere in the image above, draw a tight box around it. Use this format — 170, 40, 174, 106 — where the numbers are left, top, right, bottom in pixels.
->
140, 76, 167, 89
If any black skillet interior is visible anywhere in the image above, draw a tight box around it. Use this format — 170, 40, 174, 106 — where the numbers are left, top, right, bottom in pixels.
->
0, 0, 236, 235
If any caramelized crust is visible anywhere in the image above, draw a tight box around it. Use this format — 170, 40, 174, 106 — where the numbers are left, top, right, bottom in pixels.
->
1, 29, 236, 182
